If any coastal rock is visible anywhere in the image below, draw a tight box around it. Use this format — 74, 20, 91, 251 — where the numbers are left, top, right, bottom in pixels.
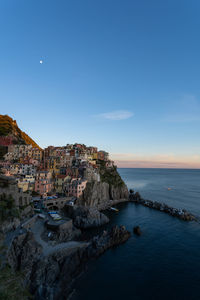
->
88, 225, 131, 257
7, 225, 131, 299
45, 218, 81, 243
65, 205, 109, 228
29, 245, 89, 299
77, 181, 129, 210
7, 231, 42, 279
1, 217, 20, 233
30, 225, 131, 299
110, 184, 129, 201
78, 181, 110, 207
20, 205, 34, 219
133, 226, 142, 236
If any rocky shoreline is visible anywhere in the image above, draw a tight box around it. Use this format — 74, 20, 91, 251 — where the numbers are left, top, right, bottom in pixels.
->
2, 166, 198, 300
129, 192, 197, 221
2, 190, 197, 300
7, 225, 131, 299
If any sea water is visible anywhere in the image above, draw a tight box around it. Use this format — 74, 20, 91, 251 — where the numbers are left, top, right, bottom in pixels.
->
72, 168, 200, 300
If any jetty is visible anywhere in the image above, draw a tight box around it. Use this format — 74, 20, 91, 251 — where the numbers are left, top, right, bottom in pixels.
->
129, 192, 196, 221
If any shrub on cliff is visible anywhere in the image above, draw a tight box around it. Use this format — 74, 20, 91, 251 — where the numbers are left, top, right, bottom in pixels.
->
0, 194, 19, 222
0, 265, 30, 300
98, 162, 125, 187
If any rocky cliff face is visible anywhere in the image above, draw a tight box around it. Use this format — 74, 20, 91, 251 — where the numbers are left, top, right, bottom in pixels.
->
7, 232, 42, 279
65, 205, 109, 228
77, 165, 129, 209
7, 226, 131, 299
0, 204, 34, 234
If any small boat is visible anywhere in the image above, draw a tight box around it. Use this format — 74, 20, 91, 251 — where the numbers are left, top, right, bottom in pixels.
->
167, 187, 172, 191
109, 207, 119, 212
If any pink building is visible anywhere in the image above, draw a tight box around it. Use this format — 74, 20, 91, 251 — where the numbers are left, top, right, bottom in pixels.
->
34, 178, 52, 195
65, 179, 87, 198
34, 171, 52, 195
0, 161, 11, 167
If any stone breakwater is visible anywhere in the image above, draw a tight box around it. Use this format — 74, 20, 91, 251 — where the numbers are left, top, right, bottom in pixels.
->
129, 193, 196, 221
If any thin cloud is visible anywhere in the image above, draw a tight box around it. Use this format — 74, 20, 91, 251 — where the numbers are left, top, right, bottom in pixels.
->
96, 110, 134, 121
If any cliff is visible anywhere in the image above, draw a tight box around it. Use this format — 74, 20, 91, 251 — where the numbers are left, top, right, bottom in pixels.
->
0, 114, 41, 149
7, 226, 131, 299
64, 205, 109, 228
78, 163, 129, 209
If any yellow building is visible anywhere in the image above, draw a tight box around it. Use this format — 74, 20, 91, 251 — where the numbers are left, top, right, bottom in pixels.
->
54, 175, 70, 193
92, 153, 98, 160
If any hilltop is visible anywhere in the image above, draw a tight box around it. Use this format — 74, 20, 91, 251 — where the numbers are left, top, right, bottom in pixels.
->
0, 115, 41, 149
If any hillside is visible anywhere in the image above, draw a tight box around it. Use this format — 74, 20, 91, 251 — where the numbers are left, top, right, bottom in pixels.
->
0, 115, 41, 149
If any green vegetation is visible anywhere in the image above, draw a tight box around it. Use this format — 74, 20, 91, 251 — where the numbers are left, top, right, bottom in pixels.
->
98, 160, 125, 187
0, 265, 31, 300
0, 115, 13, 136
0, 194, 31, 299
0, 114, 41, 149
0, 194, 19, 222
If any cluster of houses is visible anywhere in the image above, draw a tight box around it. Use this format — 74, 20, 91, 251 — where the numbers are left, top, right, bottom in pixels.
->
0, 143, 112, 209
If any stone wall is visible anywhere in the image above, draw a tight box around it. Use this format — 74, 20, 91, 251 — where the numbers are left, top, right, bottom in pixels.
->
0, 174, 31, 207
43, 197, 68, 210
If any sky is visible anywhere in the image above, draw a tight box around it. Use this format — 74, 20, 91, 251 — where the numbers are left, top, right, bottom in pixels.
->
1, 0, 200, 168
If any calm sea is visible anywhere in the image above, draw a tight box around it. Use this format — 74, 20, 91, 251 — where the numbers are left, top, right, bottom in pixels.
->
72, 168, 200, 300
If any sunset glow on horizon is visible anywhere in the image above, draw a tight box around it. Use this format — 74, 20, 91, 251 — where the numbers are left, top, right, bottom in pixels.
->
111, 154, 200, 169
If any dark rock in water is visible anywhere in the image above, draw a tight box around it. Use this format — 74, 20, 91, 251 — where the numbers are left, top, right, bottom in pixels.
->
133, 226, 142, 236
89, 225, 131, 257
134, 192, 141, 201
64, 205, 109, 229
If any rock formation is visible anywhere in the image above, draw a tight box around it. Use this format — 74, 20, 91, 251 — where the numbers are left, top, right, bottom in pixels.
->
64, 205, 109, 228
77, 163, 129, 210
77, 178, 129, 210
0, 217, 20, 234
7, 225, 131, 299
133, 226, 142, 236
7, 231, 43, 279
44, 218, 81, 243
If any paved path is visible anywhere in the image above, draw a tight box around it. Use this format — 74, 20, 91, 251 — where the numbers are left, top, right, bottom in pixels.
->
4, 216, 88, 259
32, 219, 88, 256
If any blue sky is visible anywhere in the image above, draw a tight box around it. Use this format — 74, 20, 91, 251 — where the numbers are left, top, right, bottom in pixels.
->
1, 0, 200, 167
